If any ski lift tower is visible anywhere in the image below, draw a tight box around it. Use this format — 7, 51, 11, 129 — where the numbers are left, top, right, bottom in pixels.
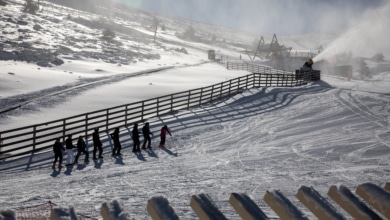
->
247, 34, 292, 60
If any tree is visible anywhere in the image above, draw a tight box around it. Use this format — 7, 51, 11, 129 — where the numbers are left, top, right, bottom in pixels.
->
372, 52, 384, 62
22, 0, 39, 14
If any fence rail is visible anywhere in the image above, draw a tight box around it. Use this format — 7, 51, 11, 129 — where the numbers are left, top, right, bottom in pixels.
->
0, 63, 320, 160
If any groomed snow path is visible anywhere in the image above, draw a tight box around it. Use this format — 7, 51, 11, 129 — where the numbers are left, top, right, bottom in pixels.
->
0, 81, 389, 219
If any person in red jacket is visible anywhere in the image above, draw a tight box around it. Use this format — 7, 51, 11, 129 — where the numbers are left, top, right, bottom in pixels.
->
159, 125, 171, 147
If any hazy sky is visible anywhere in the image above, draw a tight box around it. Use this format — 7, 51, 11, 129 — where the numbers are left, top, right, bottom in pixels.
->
116, 0, 386, 34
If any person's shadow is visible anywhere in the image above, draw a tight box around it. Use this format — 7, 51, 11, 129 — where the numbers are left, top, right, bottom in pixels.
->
146, 149, 158, 158
94, 159, 104, 169
76, 163, 87, 170
162, 147, 178, 157
114, 156, 125, 165
50, 169, 61, 177
133, 151, 146, 161
64, 166, 73, 175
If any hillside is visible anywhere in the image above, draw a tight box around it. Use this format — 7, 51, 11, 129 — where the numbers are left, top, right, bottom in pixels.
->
0, 0, 338, 67
0, 1, 390, 219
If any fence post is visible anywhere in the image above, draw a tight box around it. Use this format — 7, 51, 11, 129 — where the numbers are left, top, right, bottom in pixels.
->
170, 94, 173, 112
228, 80, 232, 95
62, 119, 66, 141
199, 88, 203, 106
106, 109, 109, 132
85, 114, 88, 139
140, 102, 144, 122
267, 74, 270, 86
187, 90, 191, 110
219, 82, 223, 98
211, 85, 215, 101
0, 134, 2, 156
157, 98, 160, 116
238, 77, 241, 92
33, 125, 36, 152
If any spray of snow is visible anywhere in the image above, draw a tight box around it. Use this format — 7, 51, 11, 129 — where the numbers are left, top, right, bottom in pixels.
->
314, 1, 390, 62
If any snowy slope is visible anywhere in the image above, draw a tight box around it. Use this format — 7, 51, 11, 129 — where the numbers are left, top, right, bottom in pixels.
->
0, 1, 390, 220
0, 77, 389, 219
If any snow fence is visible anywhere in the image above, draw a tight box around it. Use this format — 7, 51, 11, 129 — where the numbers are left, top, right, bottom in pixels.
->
2, 181, 389, 219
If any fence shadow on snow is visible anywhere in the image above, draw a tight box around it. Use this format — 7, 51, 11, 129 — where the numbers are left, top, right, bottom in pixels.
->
0, 62, 322, 169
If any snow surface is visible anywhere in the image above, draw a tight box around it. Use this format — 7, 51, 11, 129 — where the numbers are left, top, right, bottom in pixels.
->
0, 1, 390, 220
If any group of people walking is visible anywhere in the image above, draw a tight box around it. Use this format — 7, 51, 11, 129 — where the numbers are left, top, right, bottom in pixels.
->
52, 123, 172, 169
53, 130, 102, 168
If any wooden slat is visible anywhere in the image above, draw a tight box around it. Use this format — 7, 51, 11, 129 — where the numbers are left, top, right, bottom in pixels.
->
147, 196, 179, 220
296, 186, 346, 220
356, 182, 390, 219
263, 190, 308, 220
229, 193, 269, 220
190, 193, 227, 220
328, 185, 382, 220
100, 200, 130, 220
384, 182, 390, 192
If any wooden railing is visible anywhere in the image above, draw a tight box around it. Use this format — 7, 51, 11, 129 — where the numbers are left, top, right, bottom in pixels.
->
0, 63, 320, 160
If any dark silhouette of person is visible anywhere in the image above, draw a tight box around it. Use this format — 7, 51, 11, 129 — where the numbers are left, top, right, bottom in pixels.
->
52, 138, 65, 169
110, 128, 121, 156
159, 125, 172, 147
74, 135, 89, 164
92, 128, 103, 160
65, 134, 75, 165
142, 122, 153, 149
132, 123, 141, 152
301, 59, 313, 72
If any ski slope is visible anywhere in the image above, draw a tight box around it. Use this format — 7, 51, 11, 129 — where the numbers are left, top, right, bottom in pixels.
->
0, 71, 389, 219
0, 0, 389, 219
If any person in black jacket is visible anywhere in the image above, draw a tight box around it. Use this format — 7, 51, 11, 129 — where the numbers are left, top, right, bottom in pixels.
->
300, 59, 313, 72
92, 128, 103, 160
52, 138, 65, 169
65, 134, 75, 165
74, 135, 89, 164
142, 122, 153, 149
110, 128, 121, 156
132, 123, 141, 152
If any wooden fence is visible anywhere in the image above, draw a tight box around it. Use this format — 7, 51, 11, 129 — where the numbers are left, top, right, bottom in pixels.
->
0, 63, 320, 160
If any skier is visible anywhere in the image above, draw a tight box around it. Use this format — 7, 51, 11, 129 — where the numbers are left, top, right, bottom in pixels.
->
65, 134, 75, 165
74, 135, 89, 164
132, 123, 141, 152
159, 125, 172, 147
110, 127, 121, 156
142, 122, 153, 149
92, 128, 103, 160
52, 138, 65, 169
300, 59, 313, 72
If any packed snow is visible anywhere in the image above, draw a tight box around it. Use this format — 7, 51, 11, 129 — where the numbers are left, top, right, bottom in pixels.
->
0, 1, 389, 219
